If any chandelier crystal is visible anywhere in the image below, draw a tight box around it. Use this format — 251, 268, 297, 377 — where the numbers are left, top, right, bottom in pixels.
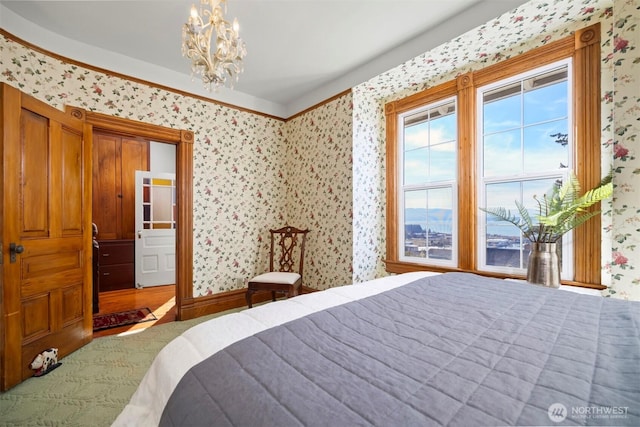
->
182, 0, 247, 90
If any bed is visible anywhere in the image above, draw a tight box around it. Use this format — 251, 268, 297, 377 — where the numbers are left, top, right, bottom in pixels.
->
114, 272, 640, 426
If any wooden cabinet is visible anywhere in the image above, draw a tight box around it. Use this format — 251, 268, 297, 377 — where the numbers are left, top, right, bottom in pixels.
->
98, 240, 135, 292
92, 131, 148, 292
92, 131, 149, 240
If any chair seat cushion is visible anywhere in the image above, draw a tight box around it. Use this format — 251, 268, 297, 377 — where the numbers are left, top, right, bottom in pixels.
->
249, 272, 301, 285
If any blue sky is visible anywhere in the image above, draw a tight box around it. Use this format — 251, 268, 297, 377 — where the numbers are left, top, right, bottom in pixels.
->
402, 64, 569, 212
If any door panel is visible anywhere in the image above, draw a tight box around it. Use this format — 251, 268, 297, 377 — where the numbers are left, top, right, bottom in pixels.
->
1, 84, 92, 390
61, 129, 84, 234
92, 134, 120, 240
20, 110, 49, 237
61, 284, 84, 325
22, 295, 50, 340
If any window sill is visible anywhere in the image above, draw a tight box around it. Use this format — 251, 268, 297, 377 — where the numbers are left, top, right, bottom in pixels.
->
382, 259, 606, 290
504, 278, 603, 296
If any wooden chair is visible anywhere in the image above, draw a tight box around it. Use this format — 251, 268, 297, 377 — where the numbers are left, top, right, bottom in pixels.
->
245, 226, 310, 308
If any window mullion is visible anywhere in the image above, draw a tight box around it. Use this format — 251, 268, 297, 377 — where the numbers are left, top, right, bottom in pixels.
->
457, 73, 476, 271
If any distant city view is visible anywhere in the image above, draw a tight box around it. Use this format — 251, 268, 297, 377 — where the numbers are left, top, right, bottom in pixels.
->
403, 208, 530, 268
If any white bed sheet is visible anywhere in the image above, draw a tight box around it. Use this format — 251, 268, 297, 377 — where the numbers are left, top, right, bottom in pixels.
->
113, 271, 438, 427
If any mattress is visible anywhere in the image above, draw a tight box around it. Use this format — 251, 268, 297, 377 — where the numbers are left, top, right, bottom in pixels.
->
114, 272, 640, 426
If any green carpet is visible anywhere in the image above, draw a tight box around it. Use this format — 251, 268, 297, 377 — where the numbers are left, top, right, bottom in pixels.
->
0, 308, 242, 427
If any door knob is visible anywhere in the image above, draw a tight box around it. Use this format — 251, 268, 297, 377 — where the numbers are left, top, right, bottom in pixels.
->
9, 242, 24, 263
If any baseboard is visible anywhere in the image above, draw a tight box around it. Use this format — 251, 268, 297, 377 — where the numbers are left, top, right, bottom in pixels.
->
179, 286, 315, 321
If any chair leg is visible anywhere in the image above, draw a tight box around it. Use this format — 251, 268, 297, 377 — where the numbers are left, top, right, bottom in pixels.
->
246, 290, 253, 308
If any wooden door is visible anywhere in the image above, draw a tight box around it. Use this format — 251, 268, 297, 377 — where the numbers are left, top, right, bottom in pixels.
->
1, 84, 92, 390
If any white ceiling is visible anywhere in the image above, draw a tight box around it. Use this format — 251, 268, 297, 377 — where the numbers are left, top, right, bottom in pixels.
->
0, 0, 528, 118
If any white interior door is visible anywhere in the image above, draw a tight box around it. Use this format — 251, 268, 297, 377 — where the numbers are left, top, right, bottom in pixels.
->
135, 171, 176, 288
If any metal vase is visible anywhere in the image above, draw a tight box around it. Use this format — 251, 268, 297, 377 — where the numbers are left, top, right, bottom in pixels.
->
527, 242, 561, 288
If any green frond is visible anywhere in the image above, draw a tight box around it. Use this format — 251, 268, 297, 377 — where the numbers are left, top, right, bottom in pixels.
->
548, 174, 579, 213
480, 170, 614, 243
516, 201, 534, 230
515, 201, 537, 241
480, 206, 532, 237
553, 210, 601, 236
599, 170, 614, 187
578, 181, 614, 208
481, 207, 521, 226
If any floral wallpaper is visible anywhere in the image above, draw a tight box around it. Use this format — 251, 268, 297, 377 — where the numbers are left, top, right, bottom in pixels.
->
352, 0, 640, 300
191, 106, 288, 295
285, 95, 354, 290
1, 0, 638, 301
607, 0, 640, 299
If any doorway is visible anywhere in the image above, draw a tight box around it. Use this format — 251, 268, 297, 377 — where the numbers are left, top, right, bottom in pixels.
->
92, 134, 178, 334
82, 108, 194, 329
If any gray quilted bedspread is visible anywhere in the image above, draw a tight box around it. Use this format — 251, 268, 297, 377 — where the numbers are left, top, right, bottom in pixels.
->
160, 273, 640, 426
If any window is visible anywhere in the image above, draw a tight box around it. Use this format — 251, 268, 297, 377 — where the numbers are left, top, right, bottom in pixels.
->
478, 61, 573, 279
385, 24, 603, 286
400, 98, 457, 266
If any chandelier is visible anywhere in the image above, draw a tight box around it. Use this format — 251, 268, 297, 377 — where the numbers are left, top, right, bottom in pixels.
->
182, 0, 247, 90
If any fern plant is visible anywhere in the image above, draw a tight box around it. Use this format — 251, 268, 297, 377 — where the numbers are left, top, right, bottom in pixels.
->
481, 172, 613, 243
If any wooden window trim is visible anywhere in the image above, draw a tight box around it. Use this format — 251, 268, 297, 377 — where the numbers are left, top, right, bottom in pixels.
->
384, 23, 604, 288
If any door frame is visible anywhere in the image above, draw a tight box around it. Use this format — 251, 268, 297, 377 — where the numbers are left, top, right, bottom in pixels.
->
68, 107, 194, 320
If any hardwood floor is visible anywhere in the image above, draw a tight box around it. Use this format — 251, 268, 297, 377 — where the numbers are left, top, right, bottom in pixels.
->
93, 285, 176, 338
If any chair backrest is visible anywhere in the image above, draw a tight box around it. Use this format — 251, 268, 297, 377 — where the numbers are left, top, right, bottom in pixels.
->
268, 226, 310, 277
